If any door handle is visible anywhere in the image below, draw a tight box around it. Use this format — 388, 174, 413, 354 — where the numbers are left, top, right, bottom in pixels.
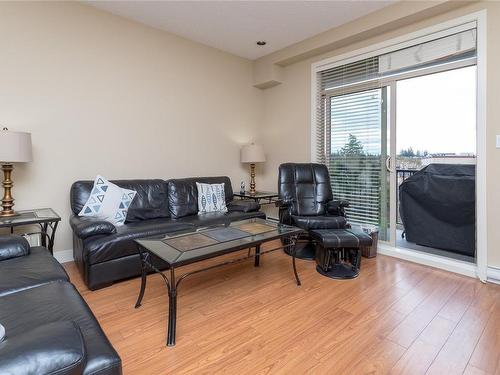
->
385, 156, 395, 173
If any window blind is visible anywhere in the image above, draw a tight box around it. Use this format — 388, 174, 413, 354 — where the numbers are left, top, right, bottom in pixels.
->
320, 26, 477, 96
379, 29, 476, 76
328, 89, 384, 225
320, 57, 379, 91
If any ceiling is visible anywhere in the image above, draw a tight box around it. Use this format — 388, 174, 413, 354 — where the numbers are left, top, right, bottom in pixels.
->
87, 1, 396, 60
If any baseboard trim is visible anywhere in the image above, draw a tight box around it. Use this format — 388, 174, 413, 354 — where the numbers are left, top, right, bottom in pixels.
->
487, 266, 500, 284
53, 249, 74, 264
378, 243, 477, 279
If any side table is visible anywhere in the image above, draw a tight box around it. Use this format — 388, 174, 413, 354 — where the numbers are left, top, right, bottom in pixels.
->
0, 208, 61, 254
233, 191, 279, 205
234, 191, 279, 221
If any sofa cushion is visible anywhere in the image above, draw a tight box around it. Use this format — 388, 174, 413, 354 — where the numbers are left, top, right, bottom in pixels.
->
0, 281, 121, 375
0, 321, 86, 375
0, 246, 69, 297
83, 219, 193, 265
167, 176, 234, 218
71, 179, 170, 222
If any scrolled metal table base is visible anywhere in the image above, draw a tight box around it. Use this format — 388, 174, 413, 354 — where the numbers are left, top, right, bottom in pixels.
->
134, 235, 301, 347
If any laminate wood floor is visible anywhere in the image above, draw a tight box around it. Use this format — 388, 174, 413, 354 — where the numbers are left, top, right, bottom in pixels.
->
64, 240, 500, 374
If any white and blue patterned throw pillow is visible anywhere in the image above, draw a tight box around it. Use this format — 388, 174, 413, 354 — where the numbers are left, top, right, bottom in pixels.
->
78, 175, 137, 226
196, 182, 228, 215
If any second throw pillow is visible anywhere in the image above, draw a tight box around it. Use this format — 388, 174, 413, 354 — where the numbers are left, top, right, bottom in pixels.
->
196, 182, 228, 214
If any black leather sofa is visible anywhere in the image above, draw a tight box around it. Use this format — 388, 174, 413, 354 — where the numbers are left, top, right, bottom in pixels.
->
0, 235, 121, 375
70, 176, 265, 290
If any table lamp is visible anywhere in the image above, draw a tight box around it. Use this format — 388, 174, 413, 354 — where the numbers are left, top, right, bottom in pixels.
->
240, 143, 266, 195
0, 128, 33, 217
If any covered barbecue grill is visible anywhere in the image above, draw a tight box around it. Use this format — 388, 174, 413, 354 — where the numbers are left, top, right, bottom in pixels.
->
399, 163, 475, 256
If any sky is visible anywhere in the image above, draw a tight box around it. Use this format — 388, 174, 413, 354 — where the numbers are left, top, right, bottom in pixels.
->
396, 66, 476, 155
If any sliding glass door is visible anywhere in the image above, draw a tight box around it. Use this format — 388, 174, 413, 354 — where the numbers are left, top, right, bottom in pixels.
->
317, 23, 479, 259
325, 65, 477, 254
326, 86, 391, 241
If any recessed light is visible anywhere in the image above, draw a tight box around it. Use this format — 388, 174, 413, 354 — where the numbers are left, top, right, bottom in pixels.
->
256, 41, 267, 46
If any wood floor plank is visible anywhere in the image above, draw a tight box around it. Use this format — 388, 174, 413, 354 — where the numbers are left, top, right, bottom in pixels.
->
346, 338, 406, 374
438, 277, 478, 323
387, 272, 459, 348
62, 241, 500, 375
464, 364, 491, 375
468, 290, 500, 374
426, 284, 498, 375
390, 316, 457, 374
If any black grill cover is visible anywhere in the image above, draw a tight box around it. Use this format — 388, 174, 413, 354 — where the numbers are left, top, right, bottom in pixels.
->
399, 164, 475, 256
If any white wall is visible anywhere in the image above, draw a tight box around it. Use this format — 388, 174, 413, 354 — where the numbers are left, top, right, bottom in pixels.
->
0, 2, 262, 253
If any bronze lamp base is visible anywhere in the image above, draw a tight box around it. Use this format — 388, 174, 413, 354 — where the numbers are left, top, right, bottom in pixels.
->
0, 164, 17, 217
249, 163, 256, 195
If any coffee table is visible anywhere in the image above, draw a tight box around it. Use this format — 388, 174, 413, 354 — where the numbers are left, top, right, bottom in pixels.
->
134, 218, 303, 346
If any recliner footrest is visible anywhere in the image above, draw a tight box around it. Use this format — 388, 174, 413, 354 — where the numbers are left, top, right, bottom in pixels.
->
311, 229, 372, 280
309, 229, 373, 248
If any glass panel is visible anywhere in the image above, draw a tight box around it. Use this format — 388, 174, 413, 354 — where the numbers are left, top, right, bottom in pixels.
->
395, 66, 476, 261
327, 87, 390, 241
135, 218, 302, 266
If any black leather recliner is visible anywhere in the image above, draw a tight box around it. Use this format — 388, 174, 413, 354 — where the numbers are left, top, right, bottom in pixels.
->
278, 163, 349, 259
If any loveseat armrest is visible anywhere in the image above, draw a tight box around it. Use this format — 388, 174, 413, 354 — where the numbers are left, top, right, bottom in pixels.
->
227, 200, 260, 213
0, 321, 86, 375
0, 235, 30, 261
327, 200, 350, 217
70, 215, 116, 239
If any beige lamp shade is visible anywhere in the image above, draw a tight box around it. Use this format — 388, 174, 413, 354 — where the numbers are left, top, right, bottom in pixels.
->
240, 143, 266, 163
0, 129, 33, 163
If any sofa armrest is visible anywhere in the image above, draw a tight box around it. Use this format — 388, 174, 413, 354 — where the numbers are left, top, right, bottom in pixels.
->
70, 215, 116, 239
0, 235, 30, 261
327, 200, 350, 217
0, 321, 86, 375
227, 200, 261, 213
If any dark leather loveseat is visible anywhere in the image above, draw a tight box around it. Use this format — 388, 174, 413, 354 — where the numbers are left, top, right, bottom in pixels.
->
70, 176, 265, 290
0, 235, 121, 375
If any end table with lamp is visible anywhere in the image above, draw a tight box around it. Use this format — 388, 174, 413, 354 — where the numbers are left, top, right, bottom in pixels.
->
239, 144, 279, 219
0, 128, 61, 253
